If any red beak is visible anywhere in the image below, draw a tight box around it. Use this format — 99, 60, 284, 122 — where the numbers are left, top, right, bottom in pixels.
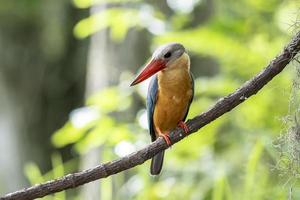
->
130, 59, 166, 86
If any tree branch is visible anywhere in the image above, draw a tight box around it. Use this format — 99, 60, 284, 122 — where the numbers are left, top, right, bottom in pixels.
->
2, 31, 300, 200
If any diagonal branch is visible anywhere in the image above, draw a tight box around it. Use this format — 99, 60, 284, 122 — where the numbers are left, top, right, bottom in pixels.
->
2, 31, 300, 200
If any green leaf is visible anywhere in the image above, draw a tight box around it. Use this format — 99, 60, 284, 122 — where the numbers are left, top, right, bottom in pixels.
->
51, 121, 95, 148
51, 153, 66, 200
74, 8, 140, 40
243, 141, 264, 199
72, 0, 141, 9
24, 162, 44, 185
73, 116, 133, 153
86, 87, 132, 113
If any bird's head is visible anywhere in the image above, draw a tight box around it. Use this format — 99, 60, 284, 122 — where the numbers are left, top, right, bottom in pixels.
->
130, 42, 186, 86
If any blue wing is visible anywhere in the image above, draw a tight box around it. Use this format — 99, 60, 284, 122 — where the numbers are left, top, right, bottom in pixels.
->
146, 75, 159, 142
182, 72, 195, 121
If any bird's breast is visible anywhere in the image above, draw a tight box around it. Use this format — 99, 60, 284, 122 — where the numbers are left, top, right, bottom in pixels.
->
153, 60, 193, 134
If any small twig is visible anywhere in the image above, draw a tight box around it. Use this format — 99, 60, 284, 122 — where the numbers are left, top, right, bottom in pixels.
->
2, 31, 300, 200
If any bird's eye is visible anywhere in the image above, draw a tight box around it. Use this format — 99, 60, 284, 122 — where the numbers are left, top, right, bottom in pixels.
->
164, 52, 172, 58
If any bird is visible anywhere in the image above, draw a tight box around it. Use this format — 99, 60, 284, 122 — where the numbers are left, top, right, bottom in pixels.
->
130, 43, 194, 175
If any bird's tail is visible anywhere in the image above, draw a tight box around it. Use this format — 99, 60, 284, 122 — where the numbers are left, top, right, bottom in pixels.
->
150, 150, 165, 175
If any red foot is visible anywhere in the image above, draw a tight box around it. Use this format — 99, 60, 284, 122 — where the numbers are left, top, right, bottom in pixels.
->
156, 127, 172, 146
178, 121, 189, 134
159, 133, 171, 146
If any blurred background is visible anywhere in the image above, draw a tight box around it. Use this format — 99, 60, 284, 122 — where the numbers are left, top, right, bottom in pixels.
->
0, 0, 300, 199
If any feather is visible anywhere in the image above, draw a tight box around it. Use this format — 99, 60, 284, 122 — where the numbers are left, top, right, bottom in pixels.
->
147, 75, 165, 175
146, 52, 194, 175
182, 73, 194, 121
147, 75, 159, 142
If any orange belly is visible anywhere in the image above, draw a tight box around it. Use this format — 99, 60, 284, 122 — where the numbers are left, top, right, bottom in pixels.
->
153, 91, 192, 134
153, 58, 193, 137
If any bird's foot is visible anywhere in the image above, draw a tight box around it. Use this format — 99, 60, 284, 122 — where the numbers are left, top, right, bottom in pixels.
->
158, 133, 172, 146
178, 121, 189, 134
156, 127, 172, 146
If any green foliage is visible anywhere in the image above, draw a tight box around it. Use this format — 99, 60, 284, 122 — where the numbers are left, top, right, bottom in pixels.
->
51, 153, 66, 200
87, 86, 132, 112
24, 152, 75, 200
52, 87, 134, 154
74, 8, 141, 41
72, 0, 141, 9
24, 162, 44, 185
212, 174, 232, 200
243, 141, 263, 199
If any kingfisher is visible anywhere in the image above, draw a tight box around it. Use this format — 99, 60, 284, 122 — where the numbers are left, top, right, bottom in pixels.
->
130, 43, 194, 175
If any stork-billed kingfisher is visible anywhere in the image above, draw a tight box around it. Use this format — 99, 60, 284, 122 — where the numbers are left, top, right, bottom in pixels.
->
131, 43, 194, 175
